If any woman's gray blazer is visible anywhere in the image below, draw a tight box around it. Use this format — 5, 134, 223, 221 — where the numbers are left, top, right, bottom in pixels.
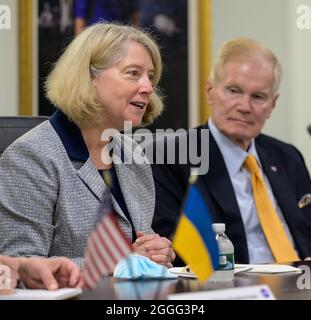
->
0, 121, 155, 266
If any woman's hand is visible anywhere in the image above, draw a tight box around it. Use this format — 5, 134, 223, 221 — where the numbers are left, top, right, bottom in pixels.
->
132, 231, 176, 268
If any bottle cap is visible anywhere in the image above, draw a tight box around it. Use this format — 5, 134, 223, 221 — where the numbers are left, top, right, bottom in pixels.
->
212, 223, 225, 234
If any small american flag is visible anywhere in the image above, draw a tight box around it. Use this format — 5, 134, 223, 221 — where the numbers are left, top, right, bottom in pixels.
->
83, 172, 132, 289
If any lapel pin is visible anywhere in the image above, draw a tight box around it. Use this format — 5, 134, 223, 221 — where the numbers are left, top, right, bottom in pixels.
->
270, 165, 278, 172
298, 193, 311, 209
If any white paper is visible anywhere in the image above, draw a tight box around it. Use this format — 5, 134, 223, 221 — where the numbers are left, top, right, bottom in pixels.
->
0, 287, 82, 300
169, 267, 196, 278
168, 285, 276, 300
169, 265, 253, 278
235, 264, 302, 274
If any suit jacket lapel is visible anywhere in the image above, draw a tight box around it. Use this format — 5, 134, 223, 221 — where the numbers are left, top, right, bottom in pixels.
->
114, 163, 141, 230
113, 134, 154, 234
204, 132, 249, 262
75, 156, 135, 222
76, 158, 105, 201
256, 138, 309, 256
76, 157, 133, 240
256, 140, 298, 219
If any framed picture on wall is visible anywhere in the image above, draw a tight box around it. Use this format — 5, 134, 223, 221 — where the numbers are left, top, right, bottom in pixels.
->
38, 0, 74, 116
21, 0, 190, 130
136, 0, 189, 130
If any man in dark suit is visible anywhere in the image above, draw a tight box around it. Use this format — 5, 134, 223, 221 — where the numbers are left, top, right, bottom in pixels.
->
152, 38, 311, 264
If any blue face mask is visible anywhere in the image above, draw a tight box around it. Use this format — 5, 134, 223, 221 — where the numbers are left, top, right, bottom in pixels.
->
113, 254, 178, 280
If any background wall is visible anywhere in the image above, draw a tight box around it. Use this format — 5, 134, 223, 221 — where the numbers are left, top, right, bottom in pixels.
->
212, 0, 311, 169
289, 0, 311, 170
1, 0, 311, 168
0, 0, 18, 116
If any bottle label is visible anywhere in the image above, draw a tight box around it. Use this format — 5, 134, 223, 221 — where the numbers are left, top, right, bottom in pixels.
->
218, 253, 234, 270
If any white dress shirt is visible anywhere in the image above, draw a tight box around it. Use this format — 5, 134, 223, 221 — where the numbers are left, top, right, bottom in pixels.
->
208, 119, 295, 263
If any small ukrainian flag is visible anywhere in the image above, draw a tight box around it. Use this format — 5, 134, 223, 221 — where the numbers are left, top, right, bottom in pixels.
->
172, 175, 219, 282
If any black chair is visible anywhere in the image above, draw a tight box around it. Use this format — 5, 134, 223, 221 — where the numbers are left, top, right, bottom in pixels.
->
0, 116, 49, 156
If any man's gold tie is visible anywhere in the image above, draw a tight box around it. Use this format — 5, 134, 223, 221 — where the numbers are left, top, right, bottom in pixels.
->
244, 155, 299, 262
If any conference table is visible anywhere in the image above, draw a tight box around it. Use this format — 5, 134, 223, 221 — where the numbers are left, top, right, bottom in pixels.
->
79, 261, 311, 300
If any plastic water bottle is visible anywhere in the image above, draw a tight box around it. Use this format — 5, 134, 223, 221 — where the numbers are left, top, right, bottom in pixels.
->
209, 223, 235, 282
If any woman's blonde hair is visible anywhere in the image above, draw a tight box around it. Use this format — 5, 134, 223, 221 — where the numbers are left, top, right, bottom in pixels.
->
45, 23, 163, 127
210, 37, 282, 93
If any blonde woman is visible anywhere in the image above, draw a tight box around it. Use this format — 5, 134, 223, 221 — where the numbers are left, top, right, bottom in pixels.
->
0, 23, 175, 268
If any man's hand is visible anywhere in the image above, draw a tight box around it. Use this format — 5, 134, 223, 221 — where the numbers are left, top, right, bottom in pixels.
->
132, 231, 176, 268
